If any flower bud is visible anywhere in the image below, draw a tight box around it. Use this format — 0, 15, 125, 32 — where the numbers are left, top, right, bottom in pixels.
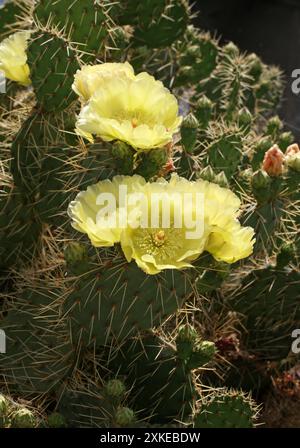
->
64, 242, 88, 265
0, 394, 8, 417
105, 379, 126, 398
195, 95, 213, 129
247, 53, 263, 82
64, 242, 89, 275
111, 141, 135, 175
262, 144, 284, 176
198, 165, 216, 183
251, 169, 271, 190
176, 324, 198, 361
286, 143, 300, 157
11, 408, 36, 428
286, 151, 300, 172
238, 107, 252, 131
181, 113, 199, 153
223, 42, 239, 57
115, 407, 135, 427
276, 243, 296, 269
278, 132, 294, 151
48, 412, 66, 428
215, 171, 229, 188
266, 116, 283, 136
187, 340, 216, 369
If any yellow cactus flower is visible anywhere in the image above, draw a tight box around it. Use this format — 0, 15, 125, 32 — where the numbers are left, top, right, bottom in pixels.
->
75, 71, 182, 150
68, 174, 255, 274
120, 175, 211, 274
68, 175, 146, 247
72, 62, 135, 102
120, 174, 255, 274
0, 31, 31, 86
205, 221, 255, 264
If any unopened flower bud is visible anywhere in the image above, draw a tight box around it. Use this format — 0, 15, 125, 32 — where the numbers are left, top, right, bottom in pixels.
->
187, 340, 217, 369
286, 151, 300, 172
251, 169, 271, 190
278, 132, 294, 151
266, 116, 283, 136
247, 53, 263, 82
198, 165, 216, 183
195, 95, 213, 129
48, 412, 66, 428
115, 407, 135, 427
11, 408, 36, 428
262, 144, 284, 176
0, 394, 8, 417
286, 143, 300, 157
105, 379, 126, 398
181, 113, 199, 153
223, 42, 239, 57
238, 107, 252, 130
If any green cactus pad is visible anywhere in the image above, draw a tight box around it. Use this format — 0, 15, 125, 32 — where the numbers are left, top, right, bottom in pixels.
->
64, 254, 196, 348
33, 0, 109, 61
27, 32, 79, 111
0, 1, 23, 39
0, 286, 75, 396
0, 186, 41, 270
37, 144, 116, 225
231, 265, 300, 360
108, 333, 198, 422
194, 390, 257, 428
119, 0, 189, 48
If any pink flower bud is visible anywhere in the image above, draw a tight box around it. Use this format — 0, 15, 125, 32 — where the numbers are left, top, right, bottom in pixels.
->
262, 144, 284, 176
286, 143, 300, 157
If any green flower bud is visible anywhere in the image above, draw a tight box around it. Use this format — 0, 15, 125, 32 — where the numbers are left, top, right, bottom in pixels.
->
247, 53, 263, 82
276, 243, 296, 269
48, 412, 66, 428
251, 169, 273, 203
181, 113, 199, 153
115, 407, 135, 427
64, 242, 88, 265
186, 45, 201, 58
278, 131, 294, 151
266, 116, 283, 137
111, 141, 135, 175
64, 242, 90, 275
195, 95, 213, 129
223, 42, 239, 57
105, 379, 126, 398
286, 152, 300, 172
136, 148, 168, 180
215, 171, 229, 188
238, 107, 252, 131
187, 340, 216, 370
0, 395, 8, 417
251, 169, 271, 190
11, 408, 36, 428
176, 324, 198, 361
198, 165, 216, 183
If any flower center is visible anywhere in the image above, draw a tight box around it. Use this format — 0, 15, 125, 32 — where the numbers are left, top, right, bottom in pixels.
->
152, 230, 166, 247
131, 117, 138, 128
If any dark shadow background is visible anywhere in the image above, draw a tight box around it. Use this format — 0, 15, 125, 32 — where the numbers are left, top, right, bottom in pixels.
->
191, 0, 300, 139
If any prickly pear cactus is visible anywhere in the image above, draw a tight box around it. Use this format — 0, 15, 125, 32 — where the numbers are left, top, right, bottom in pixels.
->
0, 0, 299, 429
